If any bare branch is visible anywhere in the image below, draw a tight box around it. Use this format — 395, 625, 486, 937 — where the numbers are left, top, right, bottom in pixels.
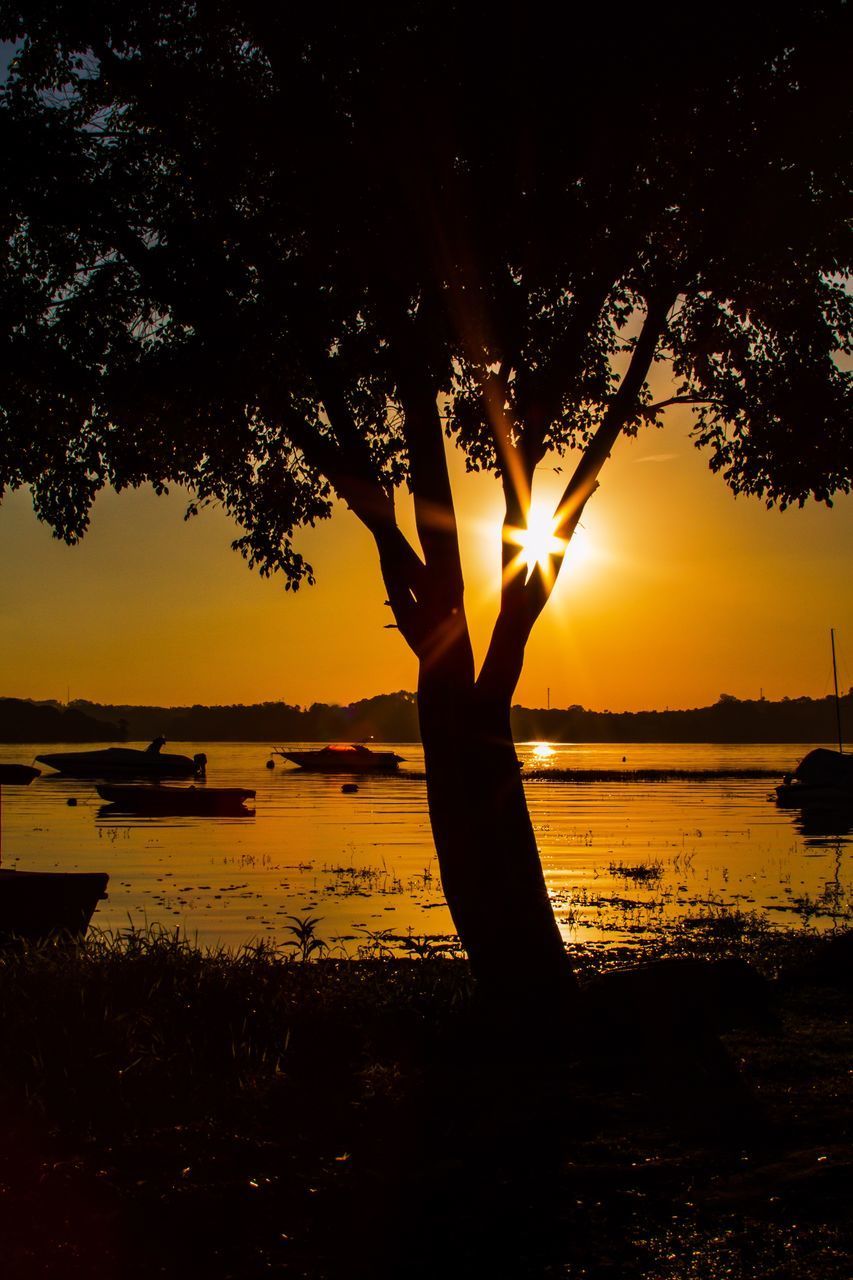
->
477, 289, 675, 701
482, 364, 530, 527
640, 394, 723, 416
279, 408, 426, 649
390, 301, 468, 610
478, 365, 536, 611
548, 290, 676, 552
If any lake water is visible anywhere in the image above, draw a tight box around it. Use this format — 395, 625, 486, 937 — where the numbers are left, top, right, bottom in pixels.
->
1, 741, 850, 954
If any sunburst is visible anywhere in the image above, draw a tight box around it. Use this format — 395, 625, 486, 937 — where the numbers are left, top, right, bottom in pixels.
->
506, 499, 567, 573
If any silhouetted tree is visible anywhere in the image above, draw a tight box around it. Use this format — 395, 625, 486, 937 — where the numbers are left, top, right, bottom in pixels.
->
1, 4, 851, 1004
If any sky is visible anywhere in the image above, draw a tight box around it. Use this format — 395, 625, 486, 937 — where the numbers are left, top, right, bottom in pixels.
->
2, 400, 852, 711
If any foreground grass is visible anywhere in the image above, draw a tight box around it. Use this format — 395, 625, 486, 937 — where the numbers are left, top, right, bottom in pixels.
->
0, 923, 851, 1279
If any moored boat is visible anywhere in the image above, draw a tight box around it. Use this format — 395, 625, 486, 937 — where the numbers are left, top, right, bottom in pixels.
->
775, 747, 853, 808
96, 783, 255, 815
275, 743, 404, 774
0, 869, 109, 941
0, 764, 41, 785
36, 746, 207, 779
776, 633, 852, 809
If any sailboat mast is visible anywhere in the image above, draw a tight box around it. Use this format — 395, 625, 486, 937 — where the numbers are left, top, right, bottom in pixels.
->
831, 628, 843, 754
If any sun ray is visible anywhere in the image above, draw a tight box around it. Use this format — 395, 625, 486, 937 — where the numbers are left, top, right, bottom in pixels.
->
505, 497, 568, 580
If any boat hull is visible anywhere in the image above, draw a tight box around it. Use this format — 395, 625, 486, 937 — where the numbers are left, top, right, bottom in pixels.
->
0, 764, 40, 785
96, 784, 255, 815
776, 748, 853, 808
0, 870, 108, 941
775, 782, 853, 808
276, 749, 403, 774
36, 748, 204, 779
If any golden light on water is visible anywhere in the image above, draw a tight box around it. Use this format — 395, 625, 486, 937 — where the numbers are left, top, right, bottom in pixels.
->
530, 741, 555, 761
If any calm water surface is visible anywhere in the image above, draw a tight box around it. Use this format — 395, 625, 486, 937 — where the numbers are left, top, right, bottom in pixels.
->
1, 741, 850, 952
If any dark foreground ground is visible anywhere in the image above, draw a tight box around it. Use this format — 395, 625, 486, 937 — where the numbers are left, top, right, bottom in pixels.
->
0, 921, 850, 1279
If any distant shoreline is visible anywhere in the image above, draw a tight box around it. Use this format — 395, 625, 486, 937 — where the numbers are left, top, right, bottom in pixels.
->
1, 690, 849, 745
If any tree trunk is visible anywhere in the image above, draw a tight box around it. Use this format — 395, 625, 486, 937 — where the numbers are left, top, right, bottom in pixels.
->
418, 664, 578, 1012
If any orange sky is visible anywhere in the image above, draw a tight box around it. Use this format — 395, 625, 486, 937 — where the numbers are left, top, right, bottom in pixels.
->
2, 403, 852, 711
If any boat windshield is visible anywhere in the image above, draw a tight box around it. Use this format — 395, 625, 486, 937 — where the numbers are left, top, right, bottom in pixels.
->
325, 744, 371, 754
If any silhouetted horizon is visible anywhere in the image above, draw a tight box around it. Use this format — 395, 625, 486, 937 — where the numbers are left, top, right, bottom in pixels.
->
1, 689, 849, 745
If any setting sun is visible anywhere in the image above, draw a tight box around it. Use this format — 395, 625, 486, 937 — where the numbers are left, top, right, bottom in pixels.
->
507, 499, 567, 572
504, 496, 599, 583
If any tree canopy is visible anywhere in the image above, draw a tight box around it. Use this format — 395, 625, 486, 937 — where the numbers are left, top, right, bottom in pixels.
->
2, 2, 850, 652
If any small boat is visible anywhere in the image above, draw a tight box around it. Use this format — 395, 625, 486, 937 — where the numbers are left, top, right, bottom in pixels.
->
775, 632, 852, 809
36, 745, 207, 779
96, 783, 255, 815
0, 769, 108, 941
0, 764, 40, 785
275, 743, 404, 774
0, 869, 109, 942
775, 747, 853, 808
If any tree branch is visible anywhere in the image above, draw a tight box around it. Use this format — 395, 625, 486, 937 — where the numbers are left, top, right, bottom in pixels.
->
477, 289, 675, 700
392, 307, 466, 605
640, 394, 723, 416
482, 362, 530, 527
512, 274, 616, 467
278, 407, 426, 651
485, 276, 618, 623
479, 364, 537, 611
545, 289, 677, 554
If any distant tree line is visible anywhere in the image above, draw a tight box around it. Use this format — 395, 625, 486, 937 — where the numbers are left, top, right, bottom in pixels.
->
1, 690, 850, 746
510, 692, 853, 745
0, 699, 121, 743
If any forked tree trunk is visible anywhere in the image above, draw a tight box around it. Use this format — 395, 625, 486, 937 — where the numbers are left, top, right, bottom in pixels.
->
418, 664, 577, 1010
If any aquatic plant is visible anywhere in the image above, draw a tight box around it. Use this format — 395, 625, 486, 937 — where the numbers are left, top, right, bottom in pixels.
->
281, 915, 329, 961
608, 859, 664, 883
